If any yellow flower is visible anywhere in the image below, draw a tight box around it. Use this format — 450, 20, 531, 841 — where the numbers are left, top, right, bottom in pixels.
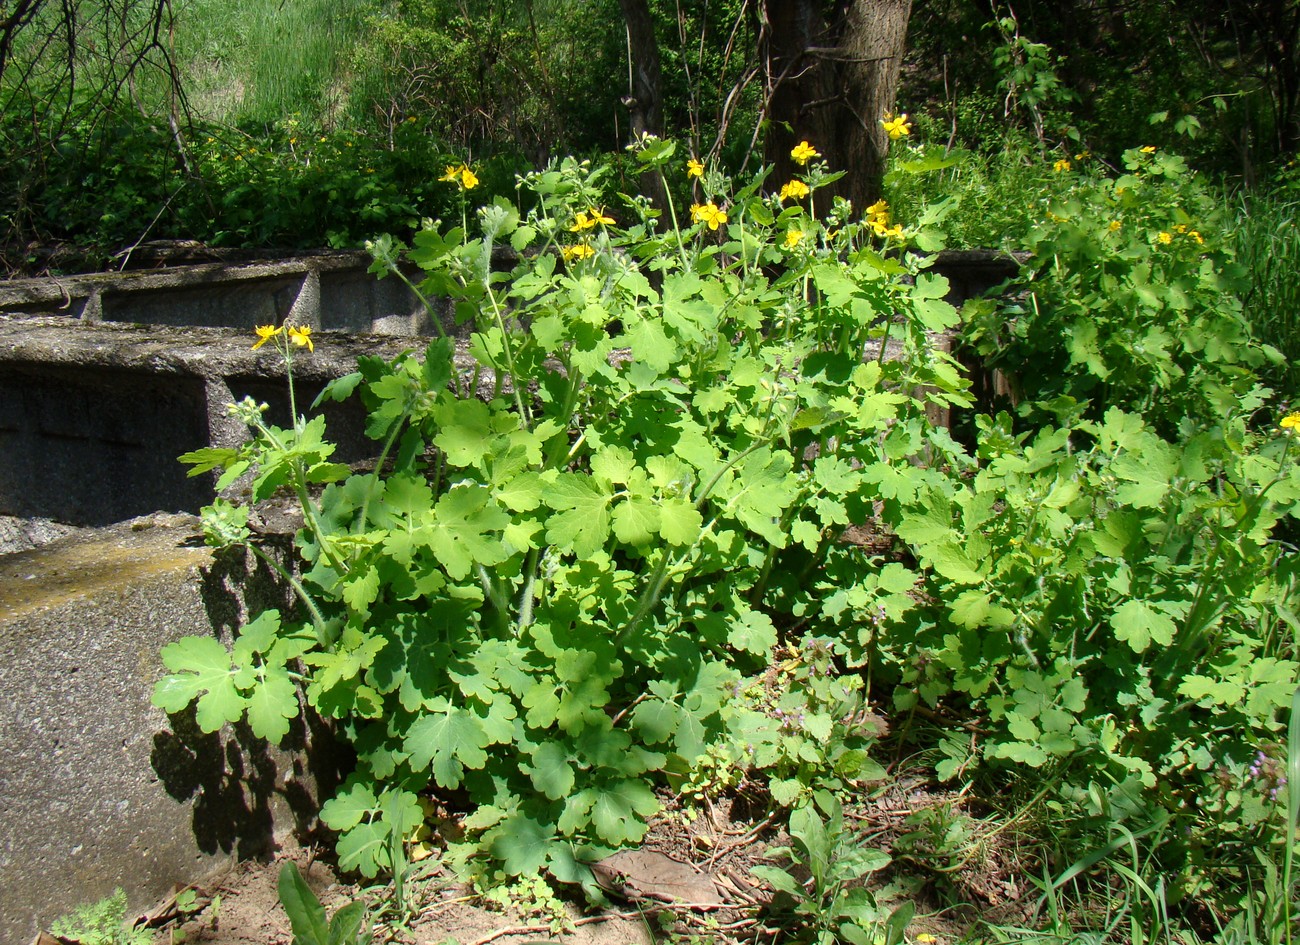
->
1053, 158, 1072, 173
562, 243, 595, 262
1108, 220, 1122, 232
440, 164, 478, 189
1281, 412, 1300, 433
1157, 231, 1173, 245
687, 158, 704, 178
778, 179, 811, 201
790, 140, 820, 165
691, 202, 728, 230
571, 211, 595, 232
915, 936, 938, 945
1188, 229, 1204, 244
865, 199, 890, 228
880, 112, 912, 140
287, 325, 314, 352
784, 228, 805, 249
252, 325, 281, 350
1141, 145, 1156, 154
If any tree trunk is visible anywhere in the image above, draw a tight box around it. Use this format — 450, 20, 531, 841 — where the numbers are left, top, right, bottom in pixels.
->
616, 0, 669, 212
762, 0, 913, 212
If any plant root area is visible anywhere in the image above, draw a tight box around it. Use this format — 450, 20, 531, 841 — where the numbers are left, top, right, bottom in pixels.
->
135, 779, 1040, 945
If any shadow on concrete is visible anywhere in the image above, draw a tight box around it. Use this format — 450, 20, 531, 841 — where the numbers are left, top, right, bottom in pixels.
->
151, 697, 354, 857
150, 545, 354, 857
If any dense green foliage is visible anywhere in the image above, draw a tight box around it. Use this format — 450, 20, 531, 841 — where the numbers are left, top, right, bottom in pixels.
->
5, 0, 1300, 939
4, 0, 1299, 265
154, 138, 1300, 940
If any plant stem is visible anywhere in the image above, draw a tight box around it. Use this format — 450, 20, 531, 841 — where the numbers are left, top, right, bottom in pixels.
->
249, 543, 333, 647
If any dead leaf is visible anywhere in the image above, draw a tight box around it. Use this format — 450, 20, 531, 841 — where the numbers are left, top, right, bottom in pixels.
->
30, 932, 78, 945
590, 850, 725, 908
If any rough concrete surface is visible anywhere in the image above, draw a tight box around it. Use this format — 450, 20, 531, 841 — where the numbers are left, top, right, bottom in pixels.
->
0, 318, 470, 526
0, 515, 340, 944
0, 252, 451, 337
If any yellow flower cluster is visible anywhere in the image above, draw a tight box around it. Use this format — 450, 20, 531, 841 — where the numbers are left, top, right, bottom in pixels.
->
790, 140, 820, 165
880, 113, 912, 140
252, 323, 314, 352
691, 202, 728, 230
440, 163, 479, 189
865, 199, 903, 239
778, 179, 810, 202
1053, 158, 1072, 173
561, 244, 595, 262
783, 228, 806, 249
1174, 223, 1204, 244
570, 208, 615, 231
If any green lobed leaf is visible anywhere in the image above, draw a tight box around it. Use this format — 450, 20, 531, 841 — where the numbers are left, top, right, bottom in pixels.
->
404, 696, 491, 788
153, 636, 248, 733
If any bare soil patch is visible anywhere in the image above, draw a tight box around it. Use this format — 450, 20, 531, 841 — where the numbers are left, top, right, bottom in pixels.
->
124, 781, 1031, 945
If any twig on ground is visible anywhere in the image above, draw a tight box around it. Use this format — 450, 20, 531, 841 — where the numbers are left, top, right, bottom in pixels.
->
467, 909, 644, 945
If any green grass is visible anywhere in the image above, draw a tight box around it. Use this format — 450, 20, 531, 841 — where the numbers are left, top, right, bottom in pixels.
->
1231, 194, 1300, 404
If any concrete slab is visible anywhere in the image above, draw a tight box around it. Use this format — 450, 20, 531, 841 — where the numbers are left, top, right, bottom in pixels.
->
0, 514, 342, 944
0, 252, 451, 337
0, 318, 465, 526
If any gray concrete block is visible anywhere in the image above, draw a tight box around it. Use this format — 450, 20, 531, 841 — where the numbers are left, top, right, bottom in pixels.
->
0, 515, 342, 944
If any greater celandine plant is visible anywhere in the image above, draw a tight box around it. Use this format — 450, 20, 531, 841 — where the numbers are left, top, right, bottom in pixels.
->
156, 135, 968, 886
155, 130, 1300, 928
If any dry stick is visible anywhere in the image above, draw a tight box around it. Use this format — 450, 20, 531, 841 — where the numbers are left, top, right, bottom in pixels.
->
706, 809, 780, 870
467, 909, 648, 945
469, 901, 742, 945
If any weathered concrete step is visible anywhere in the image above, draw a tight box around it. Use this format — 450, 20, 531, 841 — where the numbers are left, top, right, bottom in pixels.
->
0, 318, 446, 527
0, 514, 336, 944
0, 251, 447, 336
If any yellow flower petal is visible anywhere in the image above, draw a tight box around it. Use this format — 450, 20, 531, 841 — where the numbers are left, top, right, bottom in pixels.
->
562, 243, 595, 262
881, 112, 912, 139
287, 325, 314, 352
778, 179, 810, 202
252, 325, 281, 350
790, 140, 820, 165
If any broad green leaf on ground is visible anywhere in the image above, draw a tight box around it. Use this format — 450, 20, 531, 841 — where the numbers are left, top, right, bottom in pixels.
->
488, 813, 557, 876
524, 741, 576, 800
404, 696, 491, 788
